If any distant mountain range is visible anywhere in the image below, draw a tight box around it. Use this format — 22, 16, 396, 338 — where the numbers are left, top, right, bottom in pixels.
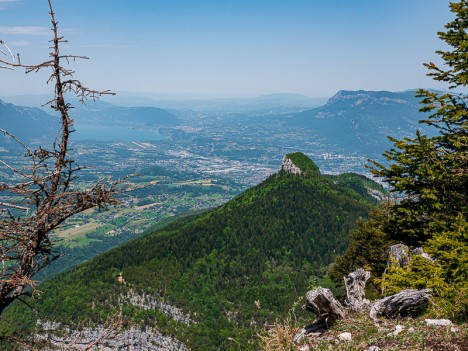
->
3, 153, 384, 350
2, 89, 436, 149
72, 103, 180, 126
1, 92, 327, 112
291, 90, 435, 153
0, 99, 57, 143
0, 98, 180, 143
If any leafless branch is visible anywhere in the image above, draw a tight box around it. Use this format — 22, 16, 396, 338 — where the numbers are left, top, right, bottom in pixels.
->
0, 39, 15, 69
0, 0, 121, 316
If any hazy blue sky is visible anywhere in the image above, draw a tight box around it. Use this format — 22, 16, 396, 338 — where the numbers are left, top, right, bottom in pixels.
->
0, 0, 453, 98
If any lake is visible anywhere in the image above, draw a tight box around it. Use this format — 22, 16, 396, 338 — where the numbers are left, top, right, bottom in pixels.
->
72, 124, 167, 142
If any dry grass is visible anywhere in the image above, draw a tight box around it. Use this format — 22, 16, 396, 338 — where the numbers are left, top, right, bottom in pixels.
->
259, 318, 298, 351
259, 314, 468, 351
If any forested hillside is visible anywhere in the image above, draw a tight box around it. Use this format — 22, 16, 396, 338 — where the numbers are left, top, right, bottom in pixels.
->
1, 153, 383, 350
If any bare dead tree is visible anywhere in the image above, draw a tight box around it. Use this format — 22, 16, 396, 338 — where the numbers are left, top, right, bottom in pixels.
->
0, 39, 15, 70
0, 0, 120, 315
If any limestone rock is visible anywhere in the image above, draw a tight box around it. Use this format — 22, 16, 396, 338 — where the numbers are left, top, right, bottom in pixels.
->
425, 319, 452, 326
388, 244, 410, 267
366, 187, 386, 202
387, 324, 405, 336
338, 332, 352, 341
36, 323, 188, 351
120, 289, 195, 325
281, 155, 303, 175
413, 247, 435, 262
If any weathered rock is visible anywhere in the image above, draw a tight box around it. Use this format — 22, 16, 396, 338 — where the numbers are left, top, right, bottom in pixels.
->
370, 289, 431, 321
425, 319, 452, 326
337, 332, 352, 341
36, 323, 188, 351
367, 346, 380, 351
413, 247, 435, 262
344, 268, 371, 311
305, 287, 346, 325
366, 187, 386, 202
388, 244, 410, 267
281, 155, 303, 175
120, 290, 195, 325
387, 324, 405, 336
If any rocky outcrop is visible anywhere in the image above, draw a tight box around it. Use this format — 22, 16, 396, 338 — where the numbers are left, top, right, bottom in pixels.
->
325, 90, 416, 107
366, 187, 387, 202
412, 247, 435, 262
34, 290, 194, 351
281, 155, 302, 175
388, 244, 410, 267
120, 290, 195, 325
36, 323, 188, 351
388, 244, 435, 268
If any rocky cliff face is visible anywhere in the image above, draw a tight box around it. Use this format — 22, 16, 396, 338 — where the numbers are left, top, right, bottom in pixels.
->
36, 321, 188, 351
34, 289, 194, 351
324, 90, 417, 108
290, 90, 435, 154
281, 155, 302, 175
120, 289, 195, 325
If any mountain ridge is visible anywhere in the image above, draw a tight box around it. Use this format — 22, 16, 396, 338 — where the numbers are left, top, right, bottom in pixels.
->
0, 98, 57, 142
0, 98, 180, 142
290, 89, 435, 154
1, 153, 384, 350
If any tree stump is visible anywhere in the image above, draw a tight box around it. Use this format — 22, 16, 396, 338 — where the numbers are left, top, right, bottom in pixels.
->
344, 268, 371, 311
305, 287, 346, 324
369, 288, 432, 321
294, 287, 346, 343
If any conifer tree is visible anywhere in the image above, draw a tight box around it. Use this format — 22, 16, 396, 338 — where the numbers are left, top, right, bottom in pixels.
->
368, 1, 468, 320
370, 0, 468, 246
334, 3, 468, 317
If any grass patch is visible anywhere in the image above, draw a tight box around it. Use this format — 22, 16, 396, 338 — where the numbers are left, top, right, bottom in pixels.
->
259, 314, 468, 350
55, 221, 103, 239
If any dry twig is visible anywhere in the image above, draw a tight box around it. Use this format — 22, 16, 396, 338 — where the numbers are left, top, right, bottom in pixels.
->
0, 0, 120, 315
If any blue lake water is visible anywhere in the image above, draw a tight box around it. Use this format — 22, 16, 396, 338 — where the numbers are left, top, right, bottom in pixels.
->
72, 125, 167, 141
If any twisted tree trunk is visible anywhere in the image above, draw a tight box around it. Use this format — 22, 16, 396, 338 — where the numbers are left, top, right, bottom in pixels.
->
344, 268, 371, 311
369, 288, 432, 321
293, 287, 346, 343
305, 287, 346, 325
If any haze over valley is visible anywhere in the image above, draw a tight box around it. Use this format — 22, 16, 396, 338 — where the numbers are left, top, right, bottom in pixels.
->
1, 1, 466, 350
0, 88, 434, 278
